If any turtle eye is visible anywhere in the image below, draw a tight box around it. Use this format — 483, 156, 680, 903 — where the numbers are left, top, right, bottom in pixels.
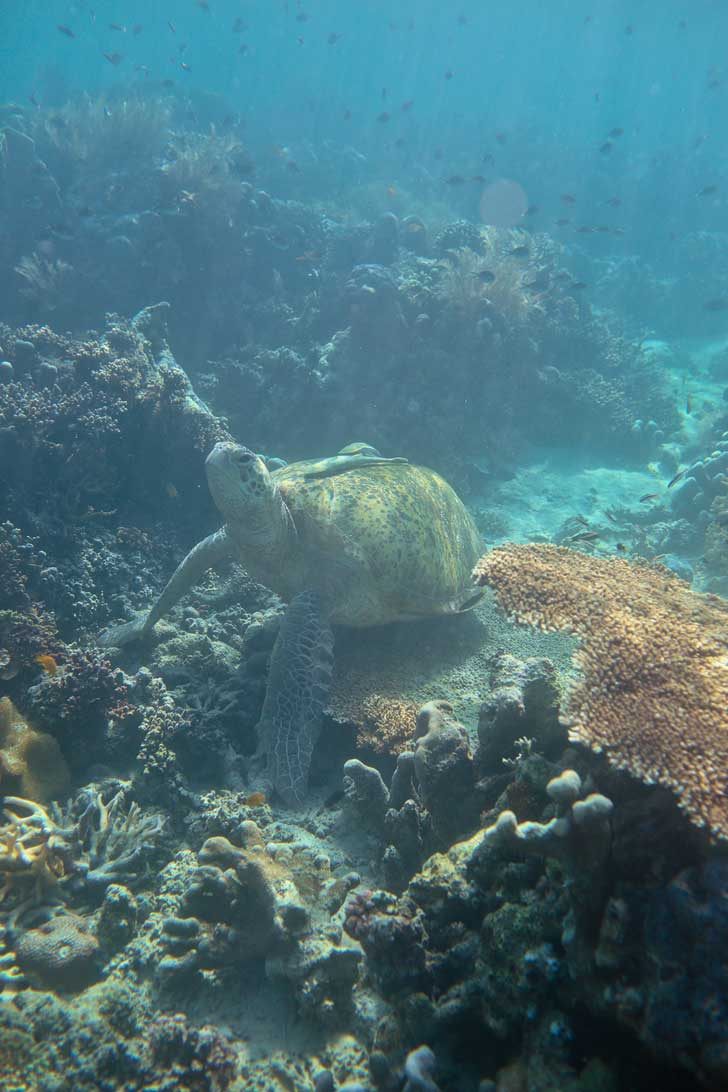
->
233, 450, 255, 466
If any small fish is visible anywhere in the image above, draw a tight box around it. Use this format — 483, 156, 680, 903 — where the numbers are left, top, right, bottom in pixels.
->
576, 225, 595, 233
570, 281, 588, 290
444, 69, 454, 80
604, 511, 620, 524
524, 205, 539, 216
616, 543, 627, 553
495, 131, 507, 145
608, 127, 624, 138
180, 61, 192, 72
385, 185, 397, 197
482, 152, 495, 165
572, 515, 590, 528
167, 20, 176, 33
704, 298, 728, 312
109, 22, 126, 32
57, 24, 75, 38
165, 483, 179, 499
161, 79, 175, 88
599, 141, 613, 154
555, 217, 571, 226
406, 220, 424, 234
476, 270, 496, 284
470, 174, 488, 184
103, 52, 123, 65
667, 469, 687, 488
132, 24, 143, 35
401, 99, 414, 111
510, 244, 530, 257
445, 174, 466, 185
376, 111, 390, 123
639, 493, 660, 503
232, 17, 247, 32
606, 196, 622, 207
686, 393, 693, 414
697, 185, 717, 196
296, 11, 309, 22
286, 160, 299, 172
567, 530, 600, 543
327, 32, 342, 45
561, 193, 577, 205
35, 653, 59, 676
343, 109, 351, 120
197, 0, 210, 9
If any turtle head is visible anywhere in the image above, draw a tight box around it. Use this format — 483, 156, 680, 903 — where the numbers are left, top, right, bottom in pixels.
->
206, 442, 284, 544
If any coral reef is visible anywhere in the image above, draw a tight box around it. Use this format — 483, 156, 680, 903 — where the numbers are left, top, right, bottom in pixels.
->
474, 543, 728, 838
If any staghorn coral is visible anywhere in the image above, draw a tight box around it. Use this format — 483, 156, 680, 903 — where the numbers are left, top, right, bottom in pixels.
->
57, 782, 166, 893
474, 543, 728, 839
0, 784, 165, 921
0, 697, 70, 803
0, 797, 73, 912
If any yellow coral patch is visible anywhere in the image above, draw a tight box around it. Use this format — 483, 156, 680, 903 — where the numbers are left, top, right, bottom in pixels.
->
0, 697, 70, 803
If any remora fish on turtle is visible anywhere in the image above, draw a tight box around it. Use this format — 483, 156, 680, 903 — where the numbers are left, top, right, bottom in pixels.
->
100, 442, 483, 806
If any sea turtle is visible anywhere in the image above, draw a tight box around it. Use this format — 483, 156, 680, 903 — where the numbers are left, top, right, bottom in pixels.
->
101, 442, 483, 805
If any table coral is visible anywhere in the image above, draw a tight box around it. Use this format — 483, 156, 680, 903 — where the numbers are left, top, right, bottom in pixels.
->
474, 543, 728, 839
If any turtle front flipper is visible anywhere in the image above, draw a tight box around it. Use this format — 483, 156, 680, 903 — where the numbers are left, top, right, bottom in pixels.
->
99, 528, 233, 647
255, 590, 334, 807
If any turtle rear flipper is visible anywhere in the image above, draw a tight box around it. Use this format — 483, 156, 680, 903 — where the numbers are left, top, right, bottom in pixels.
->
255, 590, 334, 807
99, 611, 152, 648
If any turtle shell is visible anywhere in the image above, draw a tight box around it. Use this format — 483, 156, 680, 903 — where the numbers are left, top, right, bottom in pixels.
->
272, 459, 483, 626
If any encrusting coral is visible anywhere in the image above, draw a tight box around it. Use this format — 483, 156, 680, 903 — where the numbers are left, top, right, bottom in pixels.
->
473, 543, 728, 839
0, 697, 70, 802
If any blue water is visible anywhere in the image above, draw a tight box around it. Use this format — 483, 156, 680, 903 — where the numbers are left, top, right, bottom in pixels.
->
2, 0, 726, 275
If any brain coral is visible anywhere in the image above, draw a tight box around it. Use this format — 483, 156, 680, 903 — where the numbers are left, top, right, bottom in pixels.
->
473, 543, 728, 839
14, 913, 99, 990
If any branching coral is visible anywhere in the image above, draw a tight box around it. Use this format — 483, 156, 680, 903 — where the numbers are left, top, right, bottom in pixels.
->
0, 797, 73, 912
57, 783, 166, 892
0, 780, 166, 925
474, 543, 728, 839
26, 648, 131, 767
